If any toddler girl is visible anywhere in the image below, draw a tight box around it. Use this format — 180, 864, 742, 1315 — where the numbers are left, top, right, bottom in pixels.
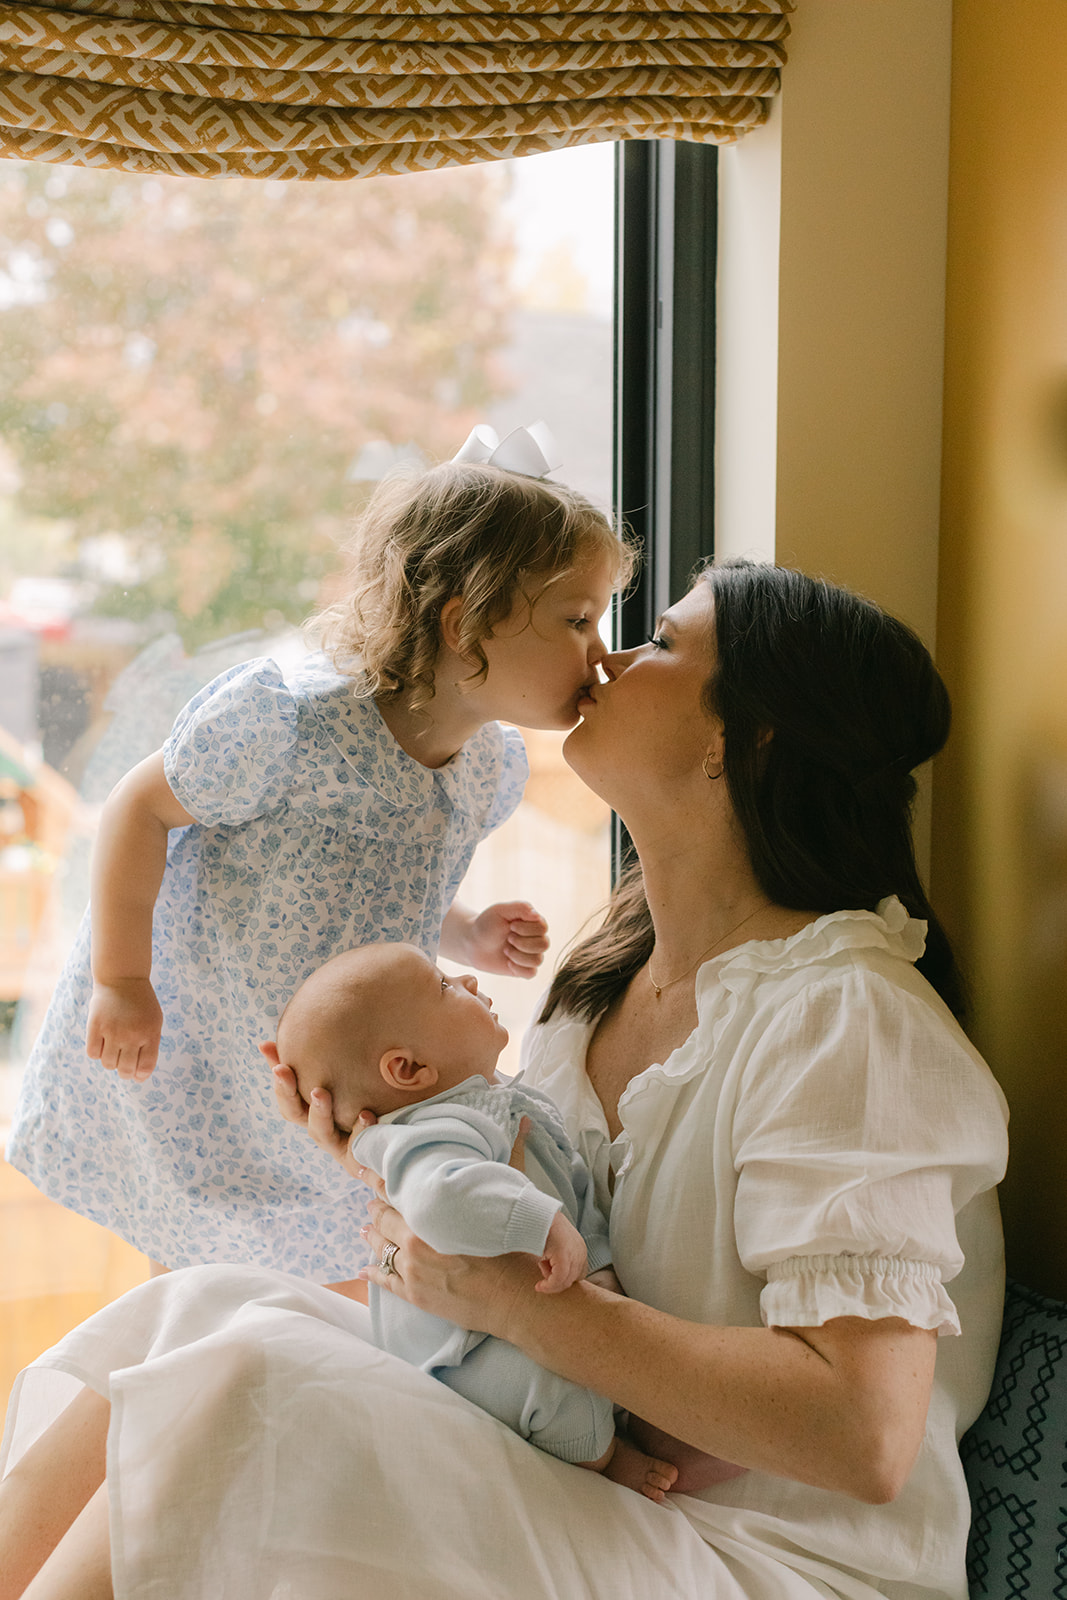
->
7, 428, 632, 1286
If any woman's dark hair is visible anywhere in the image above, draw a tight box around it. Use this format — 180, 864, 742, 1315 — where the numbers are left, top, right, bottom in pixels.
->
541, 558, 967, 1024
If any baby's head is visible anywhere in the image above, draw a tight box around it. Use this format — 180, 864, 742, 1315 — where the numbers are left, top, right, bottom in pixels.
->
269, 942, 508, 1134
314, 458, 636, 719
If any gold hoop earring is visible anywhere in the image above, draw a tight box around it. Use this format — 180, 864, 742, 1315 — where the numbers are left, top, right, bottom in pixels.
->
702, 752, 724, 782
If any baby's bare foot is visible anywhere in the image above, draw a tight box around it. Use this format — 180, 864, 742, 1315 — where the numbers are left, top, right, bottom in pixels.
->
628, 1415, 748, 1494
602, 1435, 678, 1503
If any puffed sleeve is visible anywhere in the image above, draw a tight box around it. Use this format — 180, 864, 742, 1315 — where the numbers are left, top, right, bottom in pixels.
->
162, 658, 300, 826
731, 970, 1009, 1335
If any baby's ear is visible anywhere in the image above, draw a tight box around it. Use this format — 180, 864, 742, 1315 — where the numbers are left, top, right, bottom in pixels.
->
259, 1041, 281, 1067
379, 1050, 438, 1094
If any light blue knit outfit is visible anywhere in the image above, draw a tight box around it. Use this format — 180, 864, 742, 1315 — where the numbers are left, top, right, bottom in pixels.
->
355, 1076, 617, 1463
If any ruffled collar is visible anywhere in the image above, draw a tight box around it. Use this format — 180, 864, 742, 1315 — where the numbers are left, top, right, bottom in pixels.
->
698, 896, 927, 1000
525, 900, 929, 1126
294, 655, 504, 816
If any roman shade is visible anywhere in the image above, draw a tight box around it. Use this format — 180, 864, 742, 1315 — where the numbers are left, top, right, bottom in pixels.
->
0, 0, 793, 180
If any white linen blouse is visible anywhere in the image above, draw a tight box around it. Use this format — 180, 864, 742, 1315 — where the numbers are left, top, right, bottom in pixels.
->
520, 899, 1010, 1600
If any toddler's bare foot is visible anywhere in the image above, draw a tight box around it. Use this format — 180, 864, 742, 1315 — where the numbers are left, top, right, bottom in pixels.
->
600, 1435, 678, 1503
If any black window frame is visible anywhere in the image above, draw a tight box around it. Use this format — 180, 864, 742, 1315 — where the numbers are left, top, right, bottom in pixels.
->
612, 138, 719, 874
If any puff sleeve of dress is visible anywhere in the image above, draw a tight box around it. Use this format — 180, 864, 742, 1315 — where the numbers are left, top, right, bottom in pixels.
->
731, 965, 1010, 1335
162, 658, 300, 825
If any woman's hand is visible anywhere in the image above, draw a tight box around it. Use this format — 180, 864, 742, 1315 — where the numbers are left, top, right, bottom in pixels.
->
360, 1195, 540, 1340
274, 1084, 561, 1338
271, 1064, 378, 1181
359, 1116, 542, 1327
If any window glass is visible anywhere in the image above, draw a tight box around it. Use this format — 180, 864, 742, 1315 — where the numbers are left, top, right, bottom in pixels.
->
437, 144, 615, 1066
0, 141, 615, 1114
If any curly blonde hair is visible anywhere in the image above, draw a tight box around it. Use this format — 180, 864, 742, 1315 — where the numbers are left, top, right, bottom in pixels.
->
314, 460, 636, 711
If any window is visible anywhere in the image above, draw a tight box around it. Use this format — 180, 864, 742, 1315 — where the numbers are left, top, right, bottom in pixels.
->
613, 139, 718, 869
0, 137, 716, 1383
0, 143, 616, 1083
0, 144, 618, 1378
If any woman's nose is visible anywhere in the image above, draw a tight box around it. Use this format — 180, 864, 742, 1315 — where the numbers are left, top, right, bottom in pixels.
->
458, 973, 479, 994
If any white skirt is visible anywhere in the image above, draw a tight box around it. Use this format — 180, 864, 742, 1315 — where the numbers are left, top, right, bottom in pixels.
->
1, 1266, 879, 1600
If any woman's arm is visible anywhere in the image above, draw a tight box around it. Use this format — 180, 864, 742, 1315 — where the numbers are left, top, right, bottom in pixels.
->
86, 750, 195, 1081
361, 1204, 937, 1506
275, 1072, 938, 1504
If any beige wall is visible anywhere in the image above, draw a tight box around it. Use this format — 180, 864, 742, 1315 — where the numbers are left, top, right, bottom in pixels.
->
717, 0, 952, 867
935, 0, 1067, 1299
772, 0, 952, 644
717, 0, 952, 646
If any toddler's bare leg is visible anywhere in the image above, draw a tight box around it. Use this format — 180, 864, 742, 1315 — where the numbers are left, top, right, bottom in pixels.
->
583, 1435, 678, 1504
21, 1485, 112, 1600
0, 1388, 110, 1600
147, 1258, 169, 1277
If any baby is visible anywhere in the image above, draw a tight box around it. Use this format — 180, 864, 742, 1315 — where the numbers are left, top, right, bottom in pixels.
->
265, 940, 678, 1501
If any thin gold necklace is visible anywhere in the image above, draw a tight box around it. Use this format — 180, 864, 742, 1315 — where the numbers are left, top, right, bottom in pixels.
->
647, 903, 770, 999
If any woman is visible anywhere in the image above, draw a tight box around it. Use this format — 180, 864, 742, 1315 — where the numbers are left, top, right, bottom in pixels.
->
0, 561, 1007, 1600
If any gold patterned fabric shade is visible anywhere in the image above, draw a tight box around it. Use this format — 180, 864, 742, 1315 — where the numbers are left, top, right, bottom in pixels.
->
0, 0, 792, 181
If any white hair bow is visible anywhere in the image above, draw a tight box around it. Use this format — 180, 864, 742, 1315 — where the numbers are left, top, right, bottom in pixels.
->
451, 421, 561, 478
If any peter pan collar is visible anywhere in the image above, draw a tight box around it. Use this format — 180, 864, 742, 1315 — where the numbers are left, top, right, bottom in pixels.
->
296, 655, 506, 816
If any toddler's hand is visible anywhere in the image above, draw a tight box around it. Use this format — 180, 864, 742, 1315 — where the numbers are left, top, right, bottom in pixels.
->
466, 901, 549, 979
536, 1210, 588, 1294
86, 978, 163, 1081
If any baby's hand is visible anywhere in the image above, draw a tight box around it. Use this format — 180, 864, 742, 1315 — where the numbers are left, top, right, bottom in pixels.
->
466, 901, 549, 979
86, 978, 163, 1081
537, 1210, 588, 1293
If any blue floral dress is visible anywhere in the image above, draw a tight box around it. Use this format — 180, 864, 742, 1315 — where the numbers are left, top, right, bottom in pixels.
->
6, 655, 527, 1279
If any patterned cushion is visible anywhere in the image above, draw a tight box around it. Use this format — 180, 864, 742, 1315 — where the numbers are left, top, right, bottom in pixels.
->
961, 1279, 1067, 1598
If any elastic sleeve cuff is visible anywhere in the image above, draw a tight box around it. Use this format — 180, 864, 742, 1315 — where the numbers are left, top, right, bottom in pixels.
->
759, 1254, 961, 1336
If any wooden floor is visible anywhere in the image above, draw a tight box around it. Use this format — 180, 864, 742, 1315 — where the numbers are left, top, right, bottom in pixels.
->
0, 1136, 147, 1410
